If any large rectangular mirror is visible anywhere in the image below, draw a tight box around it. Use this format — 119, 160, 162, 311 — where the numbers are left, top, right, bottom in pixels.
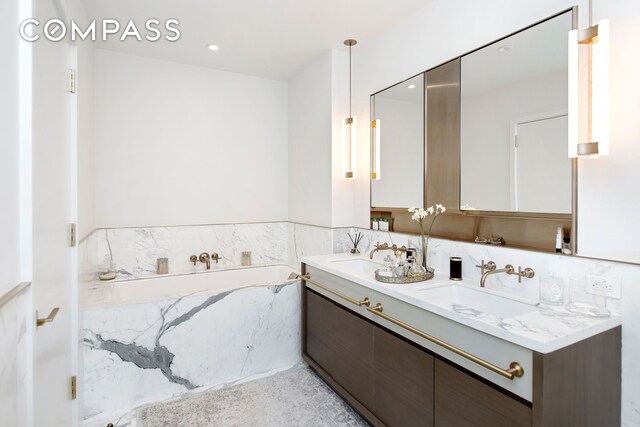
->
371, 74, 424, 209
460, 11, 573, 214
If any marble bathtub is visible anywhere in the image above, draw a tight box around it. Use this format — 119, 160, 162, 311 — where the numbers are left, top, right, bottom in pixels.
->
81, 265, 302, 421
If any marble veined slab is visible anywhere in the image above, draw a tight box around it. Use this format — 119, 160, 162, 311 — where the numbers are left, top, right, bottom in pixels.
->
82, 281, 301, 419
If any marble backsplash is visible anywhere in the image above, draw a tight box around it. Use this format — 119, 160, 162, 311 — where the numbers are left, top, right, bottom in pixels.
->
82, 223, 289, 281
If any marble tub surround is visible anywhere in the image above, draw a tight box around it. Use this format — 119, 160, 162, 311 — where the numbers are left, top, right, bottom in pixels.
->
287, 222, 333, 267
303, 253, 620, 354
81, 279, 301, 420
86, 222, 288, 281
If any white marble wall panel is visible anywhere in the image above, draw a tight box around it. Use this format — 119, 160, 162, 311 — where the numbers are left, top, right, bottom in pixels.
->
81, 281, 301, 419
88, 222, 288, 281
287, 223, 333, 268
0, 285, 31, 427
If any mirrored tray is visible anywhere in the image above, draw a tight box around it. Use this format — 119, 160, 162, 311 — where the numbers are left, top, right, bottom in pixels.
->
374, 268, 434, 284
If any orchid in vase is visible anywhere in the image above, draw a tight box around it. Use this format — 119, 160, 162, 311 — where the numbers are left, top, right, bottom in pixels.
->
408, 204, 446, 270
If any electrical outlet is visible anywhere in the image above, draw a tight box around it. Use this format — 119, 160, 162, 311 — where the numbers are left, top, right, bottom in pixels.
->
586, 275, 622, 299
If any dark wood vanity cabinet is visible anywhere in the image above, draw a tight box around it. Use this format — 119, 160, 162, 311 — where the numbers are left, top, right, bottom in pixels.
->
434, 359, 530, 427
303, 285, 621, 427
305, 289, 434, 426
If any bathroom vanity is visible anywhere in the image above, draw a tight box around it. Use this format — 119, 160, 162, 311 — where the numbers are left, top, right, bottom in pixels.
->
301, 254, 621, 427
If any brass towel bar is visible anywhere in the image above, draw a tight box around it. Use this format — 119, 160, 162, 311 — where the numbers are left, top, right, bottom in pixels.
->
301, 274, 524, 381
366, 303, 524, 380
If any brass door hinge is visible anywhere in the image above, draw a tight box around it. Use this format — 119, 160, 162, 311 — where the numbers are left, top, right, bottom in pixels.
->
68, 69, 76, 93
71, 375, 77, 400
70, 223, 76, 247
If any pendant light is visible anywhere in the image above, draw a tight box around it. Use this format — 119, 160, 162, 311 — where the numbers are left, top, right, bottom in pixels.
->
568, 0, 609, 157
343, 39, 357, 178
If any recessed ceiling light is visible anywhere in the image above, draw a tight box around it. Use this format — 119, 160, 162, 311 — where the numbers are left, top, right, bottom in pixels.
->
207, 44, 220, 51
408, 84, 417, 89
497, 45, 511, 52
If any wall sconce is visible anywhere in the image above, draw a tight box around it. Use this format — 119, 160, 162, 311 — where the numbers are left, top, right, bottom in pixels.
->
568, 19, 609, 157
343, 39, 357, 178
371, 119, 380, 180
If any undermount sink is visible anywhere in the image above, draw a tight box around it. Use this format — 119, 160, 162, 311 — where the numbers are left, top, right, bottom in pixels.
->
331, 258, 381, 274
414, 284, 537, 318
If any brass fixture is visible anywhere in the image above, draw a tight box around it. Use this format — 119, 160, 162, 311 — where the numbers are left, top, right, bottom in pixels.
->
366, 302, 524, 380
241, 251, 252, 266
480, 263, 536, 287
475, 260, 496, 275
211, 252, 221, 264
190, 253, 212, 269
480, 265, 514, 288
36, 307, 60, 327
369, 242, 407, 259
300, 274, 370, 308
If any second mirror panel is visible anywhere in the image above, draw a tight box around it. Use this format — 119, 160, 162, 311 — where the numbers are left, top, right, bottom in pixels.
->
460, 11, 572, 214
371, 74, 424, 209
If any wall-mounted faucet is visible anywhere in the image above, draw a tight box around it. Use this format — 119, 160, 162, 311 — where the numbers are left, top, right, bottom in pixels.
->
369, 242, 407, 259
190, 252, 212, 270
479, 262, 535, 288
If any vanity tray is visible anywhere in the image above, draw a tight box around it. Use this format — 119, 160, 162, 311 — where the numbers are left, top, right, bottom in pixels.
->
374, 268, 434, 284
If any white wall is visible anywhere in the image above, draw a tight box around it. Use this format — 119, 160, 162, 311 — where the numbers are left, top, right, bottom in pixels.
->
0, 0, 21, 295
578, 0, 640, 264
94, 50, 289, 228
288, 51, 333, 227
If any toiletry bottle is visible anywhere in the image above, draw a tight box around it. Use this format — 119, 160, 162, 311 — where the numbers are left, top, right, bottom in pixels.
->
372, 217, 379, 230
379, 219, 389, 232
562, 237, 572, 255
555, 227, 563, 253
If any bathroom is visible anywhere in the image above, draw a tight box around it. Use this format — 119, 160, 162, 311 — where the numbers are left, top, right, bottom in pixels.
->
1, 0, 639, 426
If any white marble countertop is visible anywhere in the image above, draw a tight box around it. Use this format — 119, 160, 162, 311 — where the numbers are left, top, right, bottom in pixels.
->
302, 253, 621, 354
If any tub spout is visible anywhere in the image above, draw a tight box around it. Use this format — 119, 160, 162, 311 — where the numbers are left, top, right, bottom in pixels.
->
199, 253, 211, 270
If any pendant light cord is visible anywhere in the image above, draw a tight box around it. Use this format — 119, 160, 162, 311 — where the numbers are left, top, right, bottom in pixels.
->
349, 43, 352, 118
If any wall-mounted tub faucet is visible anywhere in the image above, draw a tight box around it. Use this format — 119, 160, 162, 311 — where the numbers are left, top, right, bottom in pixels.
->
190, 253, 212, 270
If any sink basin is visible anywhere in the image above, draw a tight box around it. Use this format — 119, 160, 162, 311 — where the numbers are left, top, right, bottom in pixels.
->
331, 258, 381, 274
415, 284, 537, 318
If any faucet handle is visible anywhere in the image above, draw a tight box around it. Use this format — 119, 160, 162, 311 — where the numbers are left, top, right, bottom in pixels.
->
475, 260, 496, 275
190, 255, 198, 265
211, 252, 221, 263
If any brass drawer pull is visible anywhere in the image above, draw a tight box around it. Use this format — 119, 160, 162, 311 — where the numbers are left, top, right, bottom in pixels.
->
366, 303, 524, 380
300, 274, 370, 307
36, 307, 60, 327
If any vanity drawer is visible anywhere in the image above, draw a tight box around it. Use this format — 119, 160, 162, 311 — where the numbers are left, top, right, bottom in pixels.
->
303, 265, 534, 402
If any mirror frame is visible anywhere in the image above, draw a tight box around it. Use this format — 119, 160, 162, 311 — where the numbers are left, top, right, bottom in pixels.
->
369, 7, 578, 254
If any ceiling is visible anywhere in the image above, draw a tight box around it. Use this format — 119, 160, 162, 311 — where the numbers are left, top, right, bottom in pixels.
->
83, 0, 430, 81
375, 74, 423, 103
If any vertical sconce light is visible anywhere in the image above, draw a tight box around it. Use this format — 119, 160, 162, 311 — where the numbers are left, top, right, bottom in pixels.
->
343, 39, 357, 178
371, 119, 381, 180
568, 3, 610, 158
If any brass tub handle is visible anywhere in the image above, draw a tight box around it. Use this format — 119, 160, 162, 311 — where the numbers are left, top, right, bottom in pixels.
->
366, 303, 524, 380
300, 274, 370, 307
36, 307, 60, 327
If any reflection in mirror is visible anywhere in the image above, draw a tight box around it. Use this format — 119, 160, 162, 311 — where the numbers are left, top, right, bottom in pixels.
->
371, 74, 424, 208
460, 11, 572, 214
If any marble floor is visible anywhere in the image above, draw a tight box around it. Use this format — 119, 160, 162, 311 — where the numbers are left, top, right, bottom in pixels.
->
86, 364, 369, 427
